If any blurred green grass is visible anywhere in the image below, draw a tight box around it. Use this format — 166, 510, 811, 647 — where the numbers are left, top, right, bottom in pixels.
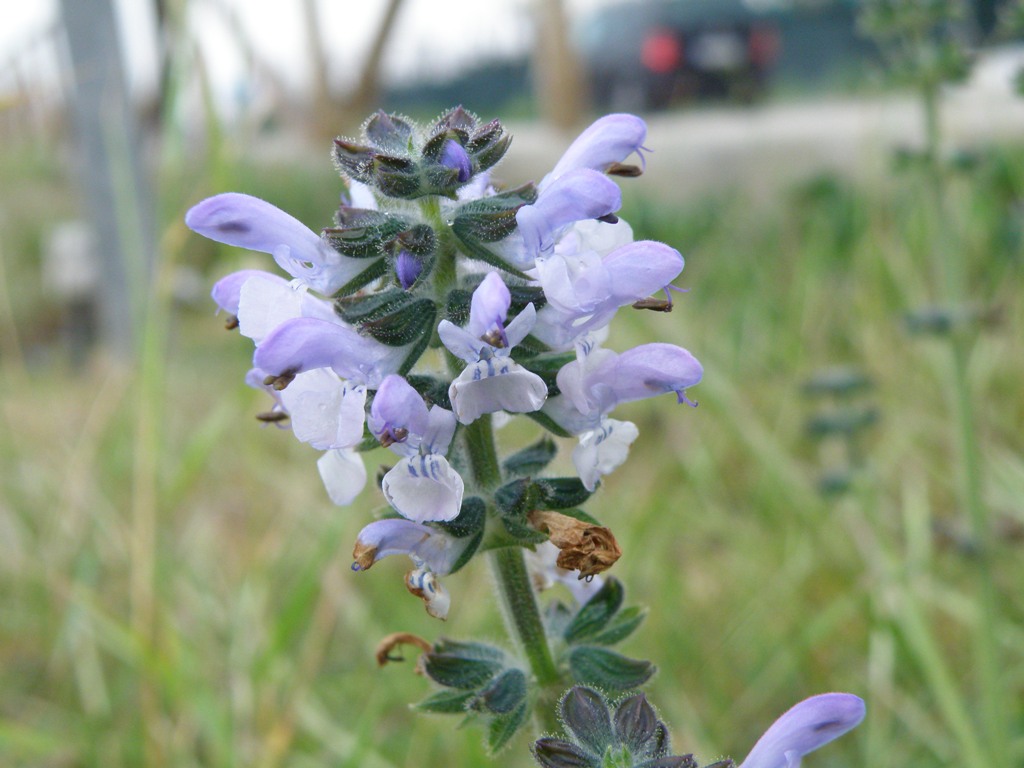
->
1, 128, 1023, 768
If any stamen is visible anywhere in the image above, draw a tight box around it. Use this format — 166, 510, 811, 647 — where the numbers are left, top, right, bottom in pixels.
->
263, 368, 298, 390
597, 213, 619, 225
481, 329, 507, 349
224, 314, 239, 330
632, 298, 674, 313
379, 427, 409, 448
255, 410, 289, 423
606, 162, 642, 178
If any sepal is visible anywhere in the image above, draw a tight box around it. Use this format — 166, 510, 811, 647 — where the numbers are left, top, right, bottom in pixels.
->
422, 639, 507, 689
452, 183, 538, 243
503, 436, 559, 477
325, 208, 410, 258
563, 577, 624, 643
567, 646, 654, 692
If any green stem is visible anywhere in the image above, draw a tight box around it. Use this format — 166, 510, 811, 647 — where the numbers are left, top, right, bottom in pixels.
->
489, 548, 560, 687
918, 74, 1005, 768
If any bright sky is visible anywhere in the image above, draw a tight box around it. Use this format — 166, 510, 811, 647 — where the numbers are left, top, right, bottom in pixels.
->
1, 0, 622, 104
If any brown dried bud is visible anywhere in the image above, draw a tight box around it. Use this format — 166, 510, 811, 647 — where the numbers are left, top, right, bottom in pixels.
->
528, 510, 621, 578
375, 632, 432, 667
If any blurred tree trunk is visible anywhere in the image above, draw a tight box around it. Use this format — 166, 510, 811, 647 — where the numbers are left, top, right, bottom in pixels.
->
305, 0, 407, 137
59, 0, 156, 359
531, 0, 589, 130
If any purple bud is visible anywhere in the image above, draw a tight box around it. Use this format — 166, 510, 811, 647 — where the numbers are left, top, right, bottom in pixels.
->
440, 139, 472, 183
395, 249, 422, 290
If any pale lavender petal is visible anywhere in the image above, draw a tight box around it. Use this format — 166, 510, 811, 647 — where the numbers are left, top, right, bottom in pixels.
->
468, 271, 511, 339
368, 374, 430, 444
572, 418, 639, 491
345, 180, 378, 209
440, 139, 472, 183
549, 114, 647, 182
382, 455, 465, 523
536, 249, 611, 315
255, 317, 404, 387
317, 448, 367, 506
211, 269, 284, 315
438, 319, 487, 363
738, 693, 866, 768
541, 393, 601, 435
555, 346, 619, 415
186, 193, 320, 257
236, 273, 306, 344
604, 241, 684, 303
600, 343, 703, 405
449, 358, 549, 424
280, 371, 367, 449
516, 169, 622, 256
423, 405, 457, 455
353, 518, 464, 575
503, 302, 537, 350
187, 193, 364, 295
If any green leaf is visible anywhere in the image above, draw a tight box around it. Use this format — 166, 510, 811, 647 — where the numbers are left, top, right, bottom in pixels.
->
475, 668, 527, 715
335, 288, 411, 324
589, 606, 646, 647
416, 689, 476, 714
437, 496, 486, 538
503, 437, 559, 478
331, 258, 390, 297
537, 478, 593, 510
525, 409, 574, 438
564, 577, 625, 644
360, 297, 436, 347
494, 479, 539, 518
422, 639, 506, 690
325, 209, 410, 258
487, 702, 528, 753
452, 184, 536, 243
500, 515, 549, 545
567, 647, 655, 692
450, 227, 529, 280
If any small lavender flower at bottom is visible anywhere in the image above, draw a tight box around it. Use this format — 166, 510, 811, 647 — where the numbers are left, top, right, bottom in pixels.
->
737, 693, 866, 768
352, 519, 467, 620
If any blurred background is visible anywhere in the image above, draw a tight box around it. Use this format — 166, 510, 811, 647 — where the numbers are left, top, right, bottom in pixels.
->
2, 0, 1023, 766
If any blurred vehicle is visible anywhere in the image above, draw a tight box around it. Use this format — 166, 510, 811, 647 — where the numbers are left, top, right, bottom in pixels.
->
575, 0, 783, 111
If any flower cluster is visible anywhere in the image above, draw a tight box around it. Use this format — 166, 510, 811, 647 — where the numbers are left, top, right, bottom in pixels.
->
187, 108, 702, 618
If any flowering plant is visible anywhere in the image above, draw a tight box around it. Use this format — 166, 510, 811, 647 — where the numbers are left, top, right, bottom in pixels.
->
187, 108, 863, 765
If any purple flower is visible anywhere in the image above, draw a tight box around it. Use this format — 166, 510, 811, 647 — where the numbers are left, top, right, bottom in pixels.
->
738, 693, 866, 768
254, 316, 408, 389
352, 518, 468, 619
368, 375, 463, 523
546, 113, 648, 183
439, 139, 472, 183
532, 228, 685, 349
516, 168, 622, 258
186, 193, 365, 295
438, 272, 548, 423
556, 339, 703, 417
395, 249, 422, 290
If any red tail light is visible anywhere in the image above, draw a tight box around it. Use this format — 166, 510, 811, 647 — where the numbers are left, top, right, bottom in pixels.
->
641, 29, 683, 74
748, 25, 780, 68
